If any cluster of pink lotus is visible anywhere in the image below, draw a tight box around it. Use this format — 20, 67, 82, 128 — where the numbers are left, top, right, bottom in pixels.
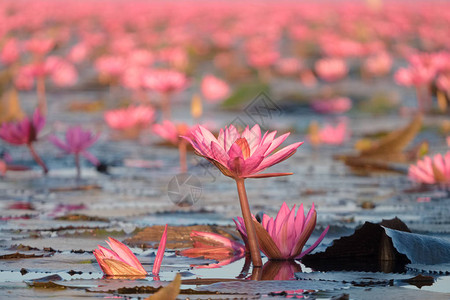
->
1, 0, 450, 281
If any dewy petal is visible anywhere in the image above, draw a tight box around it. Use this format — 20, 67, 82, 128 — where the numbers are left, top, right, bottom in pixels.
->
291, 210, 317, 258
244, 172, 293, 178
254, 142, 303, 173
106, 238, 147, 275
296, 225, 329, 259
264, 133, 290, 156
253, 219, 283, 259
103, 258, 147, 276
152, 224, 168, 275
93, 249, 114, 275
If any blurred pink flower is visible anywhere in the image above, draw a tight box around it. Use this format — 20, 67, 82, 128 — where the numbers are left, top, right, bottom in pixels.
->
45, 56, 78, 87
0, 109, 48, 173
0, 38, 20, 65
234, 202, 329, 260
275, 58, 303, 76
182, 124, 303, 179
394, 66, 435, 87
143, 69, 187, 94
104, 106, 155, 130
408, 152, 450, 185
201, 75, 230, 102
437, 73, 450, 93
95, 55, 126, 78
94, 237, 147, 276
317, 120, 349, 145
311, 97, 352, 114
315, 58, 348, 82
48, 126, 99, 166
363, 52, 392, 77
0, 109, 45, 145
67, 42, 90, 64
25, 38, 54, 56
153, 120, 194, 145
14, 65, 35, 90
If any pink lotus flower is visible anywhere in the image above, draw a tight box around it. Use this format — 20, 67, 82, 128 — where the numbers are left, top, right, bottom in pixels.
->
0, 109, 45, 145
310, 97, 352, 114
45, 56, 78, 87
153, 120, 194, 146
182, 124, 303, 179
363, 52, 392, 77
153, 120, 196, 172
143, 69, 187, 94
183, 124, 303, 267
0, 38, 20, 65
408, 152, 450, 185
25, 38, 54, 56
275, 58, 303, 76
309, 120, 349, 146
104, 106, 155, 131
94, 237, 147, 276
49, 126, 99, 177
0, 109, 48, 173
234, 202, 329, 260
67, 42, 90, 64
94, 225, 167, 277
95, 55, 126, 80
315, 58, 348, 82
201, 75, 230, 102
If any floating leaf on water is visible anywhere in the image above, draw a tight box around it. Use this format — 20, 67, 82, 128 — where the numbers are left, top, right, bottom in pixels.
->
195, 279, 348, 294
383, 228, 450, 265
302, 218, 411, 273
24, 274, 64, 288
295, 271, 431, 286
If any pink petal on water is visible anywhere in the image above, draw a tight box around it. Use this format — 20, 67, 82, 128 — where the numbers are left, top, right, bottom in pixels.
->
296, 225, 329, 259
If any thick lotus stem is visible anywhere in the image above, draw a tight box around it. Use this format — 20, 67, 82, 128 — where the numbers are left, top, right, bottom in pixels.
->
27, 143, 48, 174
178, 140, 187, 173
235, 178, 262, 268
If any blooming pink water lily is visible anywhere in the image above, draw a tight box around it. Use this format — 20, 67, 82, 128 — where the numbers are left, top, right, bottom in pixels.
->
143, 69, 187, 94
94, 237, 148, 276
234, 202, 329, 260
408, 152, 450, 185
182, 124, 303, 179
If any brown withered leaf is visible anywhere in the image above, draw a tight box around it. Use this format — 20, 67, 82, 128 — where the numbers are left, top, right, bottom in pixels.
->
338, 114, 423, 172
126, 225, 237, 249
0, 88, 25, 123
146, 273, 181, 300
67, 99, 104, 112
